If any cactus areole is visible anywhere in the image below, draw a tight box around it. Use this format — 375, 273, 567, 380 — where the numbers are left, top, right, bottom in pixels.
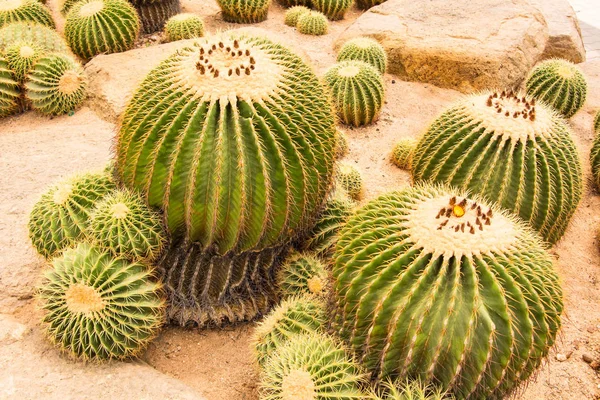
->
117, 34, 336, 256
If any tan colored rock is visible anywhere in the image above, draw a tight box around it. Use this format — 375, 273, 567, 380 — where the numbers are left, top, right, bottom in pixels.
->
335, 0, 548, 93
528, 0, 586, 63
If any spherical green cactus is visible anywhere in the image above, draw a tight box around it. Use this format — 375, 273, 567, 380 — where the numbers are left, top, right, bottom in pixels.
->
324, 60, 384, 126
216, 0, 270, 24
28, 172, 116, 259
335, 128, 349, 158
260, 332, 365, 399
284, 5, 309, 27
370, 380, 447, 400
355, 0, 385, 9
25, 53, 87, 116
333, 184, 563, 399
525, 59, 587, 119
311, 0, 352, 20
38, 242, 165, 361
88, 189, 166, 261
164, 13, 204, 42
277, 252, 328, 298
60, 0, 81, 15
252, 295, 325, 366
337, 162, 363, 200
337, 37, 387, 75
589, 111, 600, 189
0, 54, 21, 117
64, 0, 140, 60
0, 0, 54, 29
117, 34, 336, 255
0, 22, 71, 54
296, 10, 328, 36
412, 90, 582, 245
391, 138, 416, 170
5, 40, 43, 83
131, 0, 181, 34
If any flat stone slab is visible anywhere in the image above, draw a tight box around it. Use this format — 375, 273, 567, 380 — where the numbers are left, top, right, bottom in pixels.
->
336, 0, 549, 92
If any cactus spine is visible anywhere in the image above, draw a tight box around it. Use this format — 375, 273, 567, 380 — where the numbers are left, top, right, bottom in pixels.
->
0, 0, 54, 29
370, 380, 447, 400
0, 22, 71, 55
131, 0, 181, 34
589, 111, 600, 189
277, 252, 328, 298
333, 185, 563, 399
216, 0, 270, 24
284, 5, 309, 27
0, 54, 19, 116
337, 37, 387, 75
525, 59, 587, 119
296, 10, 328, 36
164, 13, 204, 42
311, 0, 352, 21
411, 90, 582, 245
391, 138, 416, 170
324, 60, 384, 126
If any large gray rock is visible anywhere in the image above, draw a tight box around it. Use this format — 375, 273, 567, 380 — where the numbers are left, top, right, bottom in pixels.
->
336, 0, 548, 92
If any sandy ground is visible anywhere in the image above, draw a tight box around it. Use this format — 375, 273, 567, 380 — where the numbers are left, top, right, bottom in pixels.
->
1, 1, 600, 399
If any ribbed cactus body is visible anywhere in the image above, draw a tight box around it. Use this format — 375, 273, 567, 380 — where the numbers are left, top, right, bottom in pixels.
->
164, 13, 204, 42
324, 60, 384, 126
25, 53, 87, 116
284, 5, 309, 27
296, 10, 327, 35
337, 37, 387, 74
335, 128, 348, 158
590, 111, 600, 189
525, 59, 587, 119
260, 333, 365, 399
391, 138, 416, 170
333, 185, 563, 399
277, 0, 310, 6
277, 252, 328, 297
131, 0, 180, 34
252, 295, 325, 366
371, 380, 447, 400
117, 34, 336, 255
5, 40, 42, 82
411, 91, 582, 245
311, 0, 352, 21
60, 0, 81, 15
0, 0, 54, 29
356, 0, 385, 9
65, 0, 140, 60
216, 0, 270, 24
337, 162, 362, 200
38, 242, 165, 361
28, 173, 116, 258
0, 22, 70, 54
0, 55, 19, 116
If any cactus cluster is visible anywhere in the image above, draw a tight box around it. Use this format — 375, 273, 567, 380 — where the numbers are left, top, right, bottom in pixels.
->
525, 59, 587, 119
391, 138, 416, 170
337, 37, 387, 74
0, 55, 19, 116
216, 0, 270, 24
284, 5, 309, 27
130, 0, 181, 34
296, 10, 328, 36
38, 243, 165, 361
0, 22, 70, 54
589, 111, 600, 189
311, 0, 352, 21
333, 185, 563, 399
412, 90, 582, 245
324, 60, 384, 126
336, 162, 363, 200
65, 0, 140, 60
0, 0, 54, 29
164, 13, 204, 42
277, 252, 328, 298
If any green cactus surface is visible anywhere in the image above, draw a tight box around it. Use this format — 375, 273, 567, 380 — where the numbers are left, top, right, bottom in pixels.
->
335, 128, 349, 158
0, 54, 20, 116
589, 111, 600, 189
65, 0, 140, 60
337, 162, 363, 200
324, 60, 384, 126
284, 5, 309, 27
525, 59, 587, 119
164, 13, 204, 42
252, 294, 325, 366
277, 252, 328, 298
333, 184, 563, 400
0, 0, 54, 29
88, 189, 166, 261
116, 34, 336, 255
25, 53, 87, 115
296, 10, 328, 35
60, 0, 81, 15
391, 138, 416, 170
370, 380, 448, 400
0, 22, 70, 56
311, 0, 352, 20
5, 40, 43, 82
216, 0, 270, 24
28, 172, 116, 258
411, 90, 582, 245
277, 0, 310, 6
132, 0, 181, 34
38, 242, 165, 361
337, 37, 387, 74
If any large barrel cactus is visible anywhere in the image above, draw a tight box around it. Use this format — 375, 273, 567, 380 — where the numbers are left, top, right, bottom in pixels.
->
0, 54, 20, 117
411, 91, 582, 244
0, 0, 54, 29
333, 185, 563, 400
129, 0, 181, 34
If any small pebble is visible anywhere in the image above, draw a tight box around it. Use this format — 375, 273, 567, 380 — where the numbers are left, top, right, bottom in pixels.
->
556, 353, 567, 362
583, 353, 594, 363
392, 80, 396, 84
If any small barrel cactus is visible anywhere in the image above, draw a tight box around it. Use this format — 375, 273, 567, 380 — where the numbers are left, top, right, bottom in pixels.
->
0, 0, 55, 29
284, 5, 309, 27
356, 0, 385, 9
525, 59, 587, 119
164, 13, 204, 42
5, 41, 43, 83
65, 0, 140, 60
0, 22, 71, 54
337, 37, 387, 74
0, 55, 20, 117
589, 111, 600, 189
88, 189, 166, 261
391, 138, 416, 170
216, 0, 271, 24
311, 0, 352, 21
370, 380, 447, 400
131, 0, 181, 34
28, 172, 116, 258
412, 90, 582, 245
336, 162, 363, 200
260, 333, 365, 399
324, 60, 384, 126
38, 242, 165, 361
252, 295, 325, 366
335, 128, 349, 158
333, 185, 563, 399
25, 53, 87, 116
277, 252, 328, 298
296, 10, 328, 36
